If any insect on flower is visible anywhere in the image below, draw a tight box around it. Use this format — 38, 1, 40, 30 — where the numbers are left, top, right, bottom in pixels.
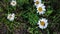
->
37, 18, 48, 29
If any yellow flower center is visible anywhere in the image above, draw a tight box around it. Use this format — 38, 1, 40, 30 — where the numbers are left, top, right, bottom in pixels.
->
40, 21, 45, 26
38, 7, 42, 12
35, 1, 39, 4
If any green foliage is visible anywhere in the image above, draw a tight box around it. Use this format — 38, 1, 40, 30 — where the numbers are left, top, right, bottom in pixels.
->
22, 11, 39, 25
0, 0, 60, 34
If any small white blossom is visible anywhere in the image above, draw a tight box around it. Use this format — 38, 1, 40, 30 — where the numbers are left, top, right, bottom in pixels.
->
37, 4, 46, 15
34, 0, 41, 7
37, 18, 48, 29
7, 13, 15, 21
10, 0, 17, 6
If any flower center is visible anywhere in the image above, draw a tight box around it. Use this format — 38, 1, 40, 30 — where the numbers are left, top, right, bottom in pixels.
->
40, 21, 45, 26
13, 2, 15, 4
35, 1, 39, 4
9, 15, 12, 18
38, 7, 42, 12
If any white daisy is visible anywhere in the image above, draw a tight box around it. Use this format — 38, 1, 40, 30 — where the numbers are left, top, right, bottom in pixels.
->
7, 13, 15, 21
34, 0, 41, 7
37, 18, 48, 29
37, 4, 46, 15
10, 0, 17, 6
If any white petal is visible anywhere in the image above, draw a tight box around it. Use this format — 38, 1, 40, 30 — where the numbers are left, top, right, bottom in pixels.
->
43, 9, 46, 11
34, 0, 41, 2
39, 25, 44, 29
7, 13, 15, 21
42, 6, 45, 9
34, 0, 36, 2
39, 11, 45, 15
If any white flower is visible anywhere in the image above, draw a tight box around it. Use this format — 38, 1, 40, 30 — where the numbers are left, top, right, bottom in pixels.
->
10, 0, 17, 6
34, 0, 41, 7
37, 4, 46, 15
37, 18, 48, 29
7, 13, 15, 21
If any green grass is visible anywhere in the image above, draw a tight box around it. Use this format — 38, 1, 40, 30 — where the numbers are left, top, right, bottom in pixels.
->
0, 0, 60, 34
